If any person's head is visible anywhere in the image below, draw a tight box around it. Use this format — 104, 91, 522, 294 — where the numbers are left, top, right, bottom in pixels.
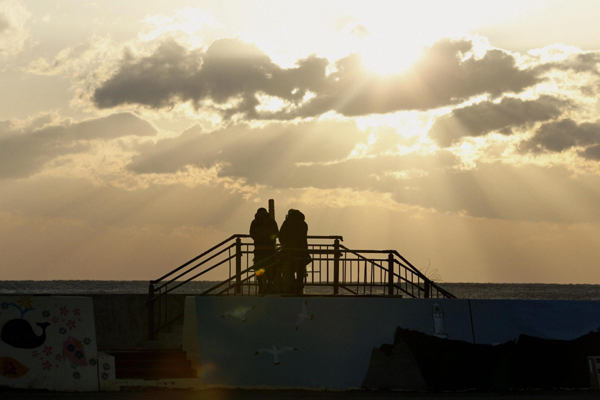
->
286, 209, 305, 221
255, 207, 269, 219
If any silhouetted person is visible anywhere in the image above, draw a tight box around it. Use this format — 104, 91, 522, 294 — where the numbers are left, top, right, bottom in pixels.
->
250, 208, 279, 294
279, 209, 311, 294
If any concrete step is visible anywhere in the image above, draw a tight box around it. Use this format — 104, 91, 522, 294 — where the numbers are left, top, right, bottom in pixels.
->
115, 358, 192, 369
109, 349, 188, 360
117, 367, 197, 380
105, 349, 197, 380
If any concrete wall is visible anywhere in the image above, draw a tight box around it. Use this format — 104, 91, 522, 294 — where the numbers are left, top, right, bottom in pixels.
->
90, 294, 187, 349
0, 296, 99, 391
183, 297, 600, 391
2, 294, 187, 349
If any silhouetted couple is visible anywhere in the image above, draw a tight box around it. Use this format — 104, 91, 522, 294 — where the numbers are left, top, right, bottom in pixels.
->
249, 208, 311, 295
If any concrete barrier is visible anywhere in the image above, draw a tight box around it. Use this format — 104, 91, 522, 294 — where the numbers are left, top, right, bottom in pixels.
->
0, 296, 99, 391
183, 297, 600, 391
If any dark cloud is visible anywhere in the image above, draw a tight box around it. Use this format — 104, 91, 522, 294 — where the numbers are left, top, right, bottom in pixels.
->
580, 144, 600, 161
519, 119, 600, 160
93, 39, 328, 117
539, 51, 600, 76
429, 95, 567, 147
94, 38, 540, 119
0, 113, 156, 179
289, 40, 539, 118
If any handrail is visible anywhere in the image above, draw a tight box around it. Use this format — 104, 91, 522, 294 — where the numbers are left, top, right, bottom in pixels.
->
152, 234, 343, 285
148, 254, 236, 303
155, 244, 236, 292
151, 234, 237, 284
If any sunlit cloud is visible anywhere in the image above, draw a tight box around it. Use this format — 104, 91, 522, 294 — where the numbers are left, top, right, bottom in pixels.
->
0, 0, 30, 57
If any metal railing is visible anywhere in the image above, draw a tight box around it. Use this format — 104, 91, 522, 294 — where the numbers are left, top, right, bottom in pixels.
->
147, 234, 455, 339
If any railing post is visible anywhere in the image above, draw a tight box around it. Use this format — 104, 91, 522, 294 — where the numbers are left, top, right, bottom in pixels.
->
283, 249, 292, 293
388, 252, 394, 296
333, 239, 340, 295
235, 237, 242, 294
148, 282, 155, 340
424, 279, 431, 299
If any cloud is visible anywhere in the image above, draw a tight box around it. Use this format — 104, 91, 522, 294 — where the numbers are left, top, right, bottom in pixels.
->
519, 119, 600, 160
0, 0, 30, 56
93, 39, 328, 117
127, 119, 370, 176
93, 37, 539, 119
125, 117, 462, 195
429, 95, 568, 147
0, 113, 156, 179
0, 12, 9, 33
122, 115, 600, 223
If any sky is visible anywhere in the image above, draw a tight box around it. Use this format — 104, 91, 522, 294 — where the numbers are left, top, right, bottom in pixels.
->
1, 0, 600, 283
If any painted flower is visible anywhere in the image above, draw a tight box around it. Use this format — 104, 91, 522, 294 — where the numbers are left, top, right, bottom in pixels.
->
89, 358, 97, 366
59, 327, 67, 335
55, 354, 64, 362
59, 306, 68, 316
83, 337, 91, 345
42, 310, 50, 318
63, 337, 88, 366
43, 346, 53, 356
31, 350, 39, 358
101, 372, 109, 380
66, 320, 76, 330
73, 308, 80, 316
52, 316, 59, 323
72, 371, 81, 380
102, 362, 110, 371
42, 361, 52, 371
17, 296, 33, 309
1, 302, 9, 309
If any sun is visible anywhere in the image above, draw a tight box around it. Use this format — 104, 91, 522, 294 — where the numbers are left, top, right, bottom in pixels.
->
359, 39, 424, 76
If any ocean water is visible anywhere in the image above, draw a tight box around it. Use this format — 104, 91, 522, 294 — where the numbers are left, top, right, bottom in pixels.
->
0, 281, 599, 300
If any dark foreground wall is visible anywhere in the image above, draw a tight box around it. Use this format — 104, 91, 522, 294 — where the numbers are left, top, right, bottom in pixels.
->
3, 294, 187, 349
91, 294, 187, 349
183, 297, 600, 391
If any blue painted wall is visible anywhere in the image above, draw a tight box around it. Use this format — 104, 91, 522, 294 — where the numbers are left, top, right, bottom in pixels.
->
192, 297, 472, 389
188, 297, 600, 390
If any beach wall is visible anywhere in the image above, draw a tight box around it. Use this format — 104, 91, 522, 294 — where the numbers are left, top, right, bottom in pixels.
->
183, 297, 600, 391
2, 293, 188, 349
0, 296, 99, 391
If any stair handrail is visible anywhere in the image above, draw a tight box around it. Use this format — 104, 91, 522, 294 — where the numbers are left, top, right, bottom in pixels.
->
391, 251, 456, 298
151, 234, 241, 285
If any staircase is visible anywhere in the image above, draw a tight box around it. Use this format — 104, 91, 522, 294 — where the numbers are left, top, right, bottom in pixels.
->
100, 309, 203, 390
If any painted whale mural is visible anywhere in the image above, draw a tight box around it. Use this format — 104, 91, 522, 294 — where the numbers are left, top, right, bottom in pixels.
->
1, 320, 50, 349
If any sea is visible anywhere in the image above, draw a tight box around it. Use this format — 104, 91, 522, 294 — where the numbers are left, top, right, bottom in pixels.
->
0, 281, 599, 300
